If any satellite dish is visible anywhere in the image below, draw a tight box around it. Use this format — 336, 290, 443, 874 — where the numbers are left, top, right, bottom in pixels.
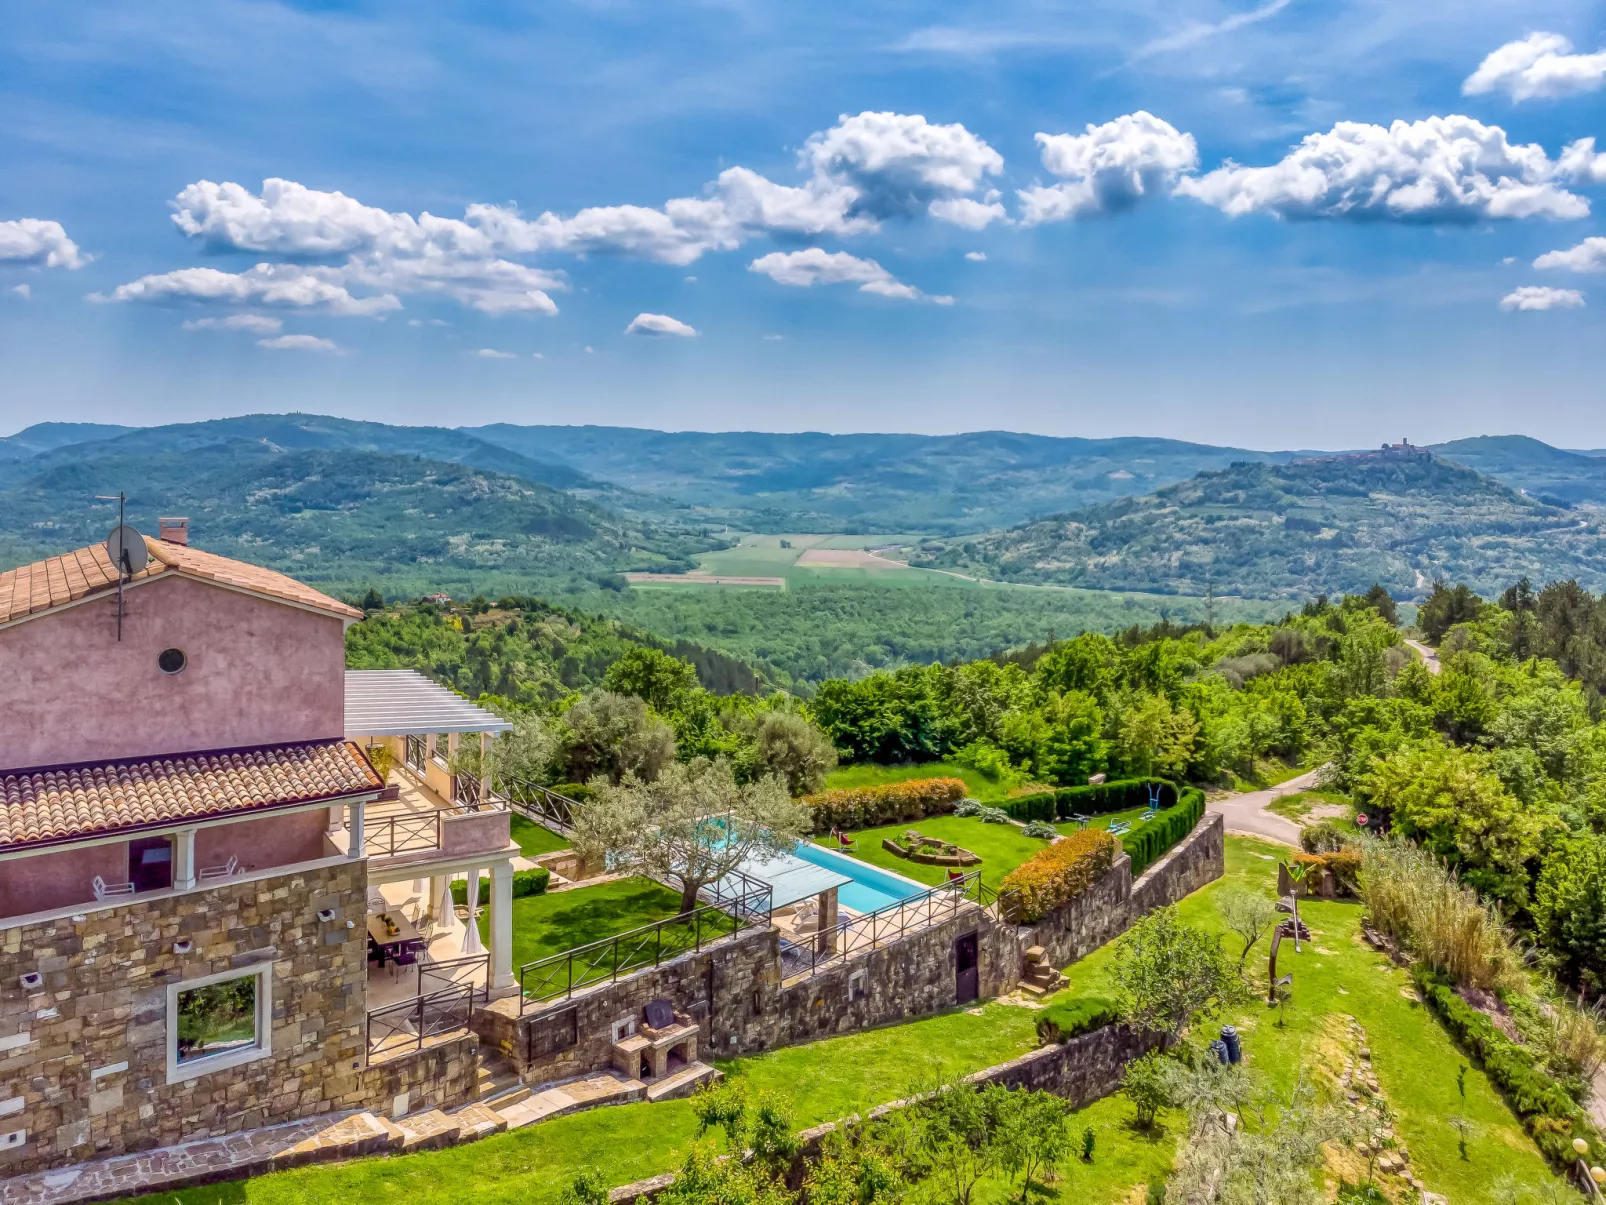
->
104, 525, 145, 577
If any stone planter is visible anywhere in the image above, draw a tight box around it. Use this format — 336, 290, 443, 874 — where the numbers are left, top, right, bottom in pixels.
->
882, 833, 981, 867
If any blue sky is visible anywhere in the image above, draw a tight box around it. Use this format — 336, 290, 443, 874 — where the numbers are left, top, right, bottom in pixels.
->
0, 0, 1603, 448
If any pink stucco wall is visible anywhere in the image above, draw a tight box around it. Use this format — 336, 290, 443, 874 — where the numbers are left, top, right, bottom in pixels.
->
0, 842, 130, 918
0, 573, 346, 771
442, 810, 511, 856
195, 808, 337, 874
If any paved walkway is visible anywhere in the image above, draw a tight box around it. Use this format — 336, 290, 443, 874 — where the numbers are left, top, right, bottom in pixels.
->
1403, 638, 1442, 674
1206, 768, 1325, 848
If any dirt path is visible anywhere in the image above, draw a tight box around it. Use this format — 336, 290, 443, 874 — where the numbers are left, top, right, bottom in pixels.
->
1404, 638, 1442, 675
1205, 767, 1326, 848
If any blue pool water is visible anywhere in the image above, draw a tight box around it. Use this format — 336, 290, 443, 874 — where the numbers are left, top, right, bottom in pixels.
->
793, 842, 929, 914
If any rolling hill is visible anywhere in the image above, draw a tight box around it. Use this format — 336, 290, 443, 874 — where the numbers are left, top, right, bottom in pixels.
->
0, 439, 719, 598
466, 425, 1311, 532
918, 450, 1606, 600
1429, 435, 1606, 508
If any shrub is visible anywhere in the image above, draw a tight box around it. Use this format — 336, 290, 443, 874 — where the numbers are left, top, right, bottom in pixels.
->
1300, 819, 1353, 854
1036, 995, 1120, 1044
1359, 836, 1522, 991
1293, 849, 1362, 894
551, 782, 595, 802
802, 777, 967, 831
954, 798, 985, 817
1002, 828, 1119, 922
451, 867, 550, 906
978, 806, 1012, 824
1122, 789, 1205, 878
1003, 778, 1178, 823
1413, 965, 1604, 1169
1021, 820, 1058, 839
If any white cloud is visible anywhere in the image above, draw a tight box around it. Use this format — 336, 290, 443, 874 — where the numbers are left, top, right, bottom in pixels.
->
182, 313, 283, 334
10, 284, 29, 299
965, 251, 987, 262
748, 248, 952, 304
1176, 116, 1591, 222
108, 113, 1005, 322
257, 333, 345, 351
625, 313, 698, 337
763, 333, 786, 340
1535, 237, 1606, 273
531, 352, 544, 359
0, 219, 87, 269
1559, 138, 1606, 186
1135, 0, 1293, 58
1021, 112, 1199, 224
470, 347, 517, 359
98, 263, 400, 315
1463, 32, 1606, 102
1500, 285, 1585, 311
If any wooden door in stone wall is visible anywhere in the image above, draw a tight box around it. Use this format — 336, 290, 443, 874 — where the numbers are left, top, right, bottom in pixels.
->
954, 932, 979, 1004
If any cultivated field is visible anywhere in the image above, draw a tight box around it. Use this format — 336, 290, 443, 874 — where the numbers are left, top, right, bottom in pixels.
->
628, 533, 947, 589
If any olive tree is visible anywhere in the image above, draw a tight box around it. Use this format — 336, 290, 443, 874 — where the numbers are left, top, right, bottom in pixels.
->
740, 709, 839, 795
560, 691, 677, 784
1113, 906, 1248, 1046
574, 757, 809, 914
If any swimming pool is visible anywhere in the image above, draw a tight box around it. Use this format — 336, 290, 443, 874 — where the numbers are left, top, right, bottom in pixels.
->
792, 841, 930, 914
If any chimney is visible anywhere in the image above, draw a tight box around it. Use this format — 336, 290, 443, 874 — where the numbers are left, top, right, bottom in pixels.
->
158, 517, 190, 546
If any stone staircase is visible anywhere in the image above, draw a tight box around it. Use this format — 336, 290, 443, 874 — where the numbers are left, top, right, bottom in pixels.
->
1019, 946, 1064, 997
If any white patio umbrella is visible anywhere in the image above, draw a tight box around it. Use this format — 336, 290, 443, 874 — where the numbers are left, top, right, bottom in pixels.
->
460, 868, 485, 956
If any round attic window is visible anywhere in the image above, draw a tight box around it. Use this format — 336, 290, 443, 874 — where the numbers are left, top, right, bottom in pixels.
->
158, 648, 187, 675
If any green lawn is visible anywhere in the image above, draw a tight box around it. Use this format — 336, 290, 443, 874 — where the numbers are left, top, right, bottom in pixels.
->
496, 877, 691, 970
509, 813, 570, 857
1053, 837, 1562, 1204
814, 814, 1051, 892
821, 761, 1033, 804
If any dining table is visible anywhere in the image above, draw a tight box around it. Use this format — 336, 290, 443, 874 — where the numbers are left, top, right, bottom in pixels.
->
366, 910, 421, 966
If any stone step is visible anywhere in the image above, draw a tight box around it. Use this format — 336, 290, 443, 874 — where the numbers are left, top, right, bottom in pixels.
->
484, 1082, 532, 1109
496, 1072, 648, 1130
452, 1102, 510, 1140
646, 1062, 721, 1103
395, 1109, 463, 1152
1019, 980, 1049, 997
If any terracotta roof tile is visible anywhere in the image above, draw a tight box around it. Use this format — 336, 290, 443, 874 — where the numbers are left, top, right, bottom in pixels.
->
0, 536, 361, 628
0, 740, 383, 851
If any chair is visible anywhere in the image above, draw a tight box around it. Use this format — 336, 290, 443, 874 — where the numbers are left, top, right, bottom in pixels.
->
197, 856, 241, 883
833, 829, 857, 852
946, 868, 966, 884
92, 875, 135, 900
390, 945, 419, 980
793, 900, 819, 931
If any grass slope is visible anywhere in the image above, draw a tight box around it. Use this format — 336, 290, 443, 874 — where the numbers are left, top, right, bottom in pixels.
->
814, 815, 1052, 892
924, 452, 1606, 601
494, 878, 689, 971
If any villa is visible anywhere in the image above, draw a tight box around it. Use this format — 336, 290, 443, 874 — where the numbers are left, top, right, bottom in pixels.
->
0, 524, 517, 1175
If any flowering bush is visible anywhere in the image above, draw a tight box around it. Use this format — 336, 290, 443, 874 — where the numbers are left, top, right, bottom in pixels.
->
1001, 828, 1119, 922
803, 777, 967, 831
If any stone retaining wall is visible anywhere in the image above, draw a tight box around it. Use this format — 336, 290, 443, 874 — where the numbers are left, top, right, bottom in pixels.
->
1026, 812, 1225, 968
361, 1034, 479, 1118
0, 860, 431, 1177
492, 814, 1224, 1088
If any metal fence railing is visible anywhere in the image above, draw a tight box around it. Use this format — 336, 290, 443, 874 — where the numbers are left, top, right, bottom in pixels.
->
507, 783, 579, 836
777, 870, 1018, 980
518, 881, 772, 1014
405, 734, 427, 774
365, 982, 480, 1058
413, 951, 489, 999
362, 801, 506, 858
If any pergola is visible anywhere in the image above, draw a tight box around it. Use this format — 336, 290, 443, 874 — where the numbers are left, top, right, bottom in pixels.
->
344, 669, 519, 995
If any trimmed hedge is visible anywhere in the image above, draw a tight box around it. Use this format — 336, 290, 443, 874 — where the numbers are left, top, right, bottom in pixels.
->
450, 867, 551, 906
1412, 966, 1604, 1169
1036, 995, 1120, 1045
1002, 778, 1179, 823
1001, 828, 1120, 923
803, 777, 967, 831
1121, 789, 1206, 878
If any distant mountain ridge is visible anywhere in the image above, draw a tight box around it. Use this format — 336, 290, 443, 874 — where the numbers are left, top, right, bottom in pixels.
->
919, 452, 1606, 600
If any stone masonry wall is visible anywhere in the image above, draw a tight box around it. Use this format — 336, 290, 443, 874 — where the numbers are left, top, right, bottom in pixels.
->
498, 815, 1224, 1087
0, 860, 406, 1176
360, 1034, 479, 1118
1025, 811, 1226, 968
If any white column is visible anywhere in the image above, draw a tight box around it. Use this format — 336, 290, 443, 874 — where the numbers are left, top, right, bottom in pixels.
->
490, 861, 514, 991
173, 828, 197, 890
347, 799, 366, 859
460, 867, 485, 955
478, 732, 491, 806
427, 875, 450, 929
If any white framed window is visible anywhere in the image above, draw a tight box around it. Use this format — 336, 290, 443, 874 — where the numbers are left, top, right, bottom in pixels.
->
848, 968, 869, 1002
165, 964, 272, 1084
